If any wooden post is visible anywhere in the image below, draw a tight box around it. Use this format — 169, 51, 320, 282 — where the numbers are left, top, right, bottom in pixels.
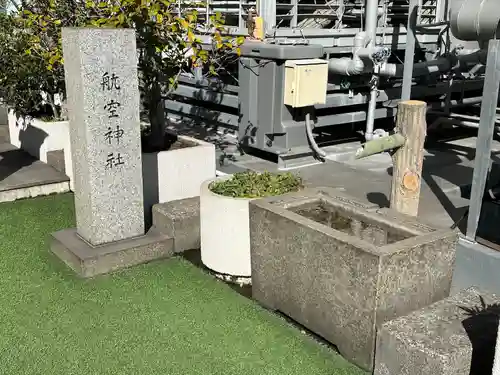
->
390, 100, 427, 216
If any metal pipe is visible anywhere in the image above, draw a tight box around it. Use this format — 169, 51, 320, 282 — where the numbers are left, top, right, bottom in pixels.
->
257, 0, 276, 34
305, 112, 327, 160
329, 52, 484, 78
469, 63, 484, 76
379, 58, 451, 77
447, 112, 494, 122
429, 96, 484, 109
328, 32, 368, 75
365, 0, 379, 46
437, 118, 498, 129
365, 87, 378, 140
364, 0, 381, 140
401, 0, 419, 100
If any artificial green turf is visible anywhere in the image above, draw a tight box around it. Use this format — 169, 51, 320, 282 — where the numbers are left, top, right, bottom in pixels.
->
0, 193, 366, 375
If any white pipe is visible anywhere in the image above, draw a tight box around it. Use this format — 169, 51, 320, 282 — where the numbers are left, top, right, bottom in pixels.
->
328, 32, 369, 75
365, 87, 378, 140
365, 0, 379, 46
401, 0, 419, 100
364, 0, 380, 140
305, 112, 327, 160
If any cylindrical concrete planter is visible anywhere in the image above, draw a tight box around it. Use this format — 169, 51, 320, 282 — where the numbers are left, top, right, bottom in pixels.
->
200, 177, 255, 285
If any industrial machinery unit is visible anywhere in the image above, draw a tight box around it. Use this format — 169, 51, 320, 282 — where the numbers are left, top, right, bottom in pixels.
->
168, 0, 499, 168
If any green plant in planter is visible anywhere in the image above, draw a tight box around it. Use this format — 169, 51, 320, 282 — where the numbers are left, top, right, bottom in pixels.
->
209, 171, 303, 199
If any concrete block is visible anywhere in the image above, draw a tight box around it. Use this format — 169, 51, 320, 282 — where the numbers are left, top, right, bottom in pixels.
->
249, 187, 458, 371
142, 135, 215, 204
50, 227, 174, 278
375, 287, 500, 375
47, 149, 66, 174
152, 197, 200, 253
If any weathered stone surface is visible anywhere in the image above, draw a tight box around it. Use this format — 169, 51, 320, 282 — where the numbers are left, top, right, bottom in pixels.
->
152, 197, 200, 253
62, 28, 144, 245
249, 187, 458, 371
375, 287, 500, 375
50, 227, 174, 278
47, 149, 66, 174
0, 125, 9, 143
0, 104, 8, 127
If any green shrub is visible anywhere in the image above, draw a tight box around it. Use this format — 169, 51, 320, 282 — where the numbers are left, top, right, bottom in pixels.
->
0, 0, 91, 120
209, 171, 302, 199
2, 0, 242, 127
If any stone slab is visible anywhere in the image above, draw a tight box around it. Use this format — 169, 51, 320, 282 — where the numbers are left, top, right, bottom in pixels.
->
152, 197, 200, 253
62, 28, 144, 245
375, 287, 500, 375
50, 227, 174, 278
47, 149, 66, 175
452, 238, 500, 295
0, 143, 69, 193
250, 187, 458, 371
0, 181, 69, 203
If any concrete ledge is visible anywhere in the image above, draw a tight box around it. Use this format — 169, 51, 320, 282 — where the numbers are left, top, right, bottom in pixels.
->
452, 238, 500, 295
0, 181, 70, 203
50, 227, 174, 278
152, 197, 200, 253
375, 287, 500, 375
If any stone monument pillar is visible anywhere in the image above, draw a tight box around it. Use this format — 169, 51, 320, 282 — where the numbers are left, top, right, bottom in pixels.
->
51, 28, 173, 277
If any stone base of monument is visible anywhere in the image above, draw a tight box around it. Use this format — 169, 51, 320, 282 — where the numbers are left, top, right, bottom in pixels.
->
50, 228, 174, 278
374, 287, 500, 375
152, 197, 200, 253
249, 187, 458, 372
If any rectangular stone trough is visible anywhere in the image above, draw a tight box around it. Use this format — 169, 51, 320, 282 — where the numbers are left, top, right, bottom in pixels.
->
249, 187, 458, 371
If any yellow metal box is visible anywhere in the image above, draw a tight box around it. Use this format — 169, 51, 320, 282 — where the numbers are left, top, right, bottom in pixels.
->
284, 59, 328, 108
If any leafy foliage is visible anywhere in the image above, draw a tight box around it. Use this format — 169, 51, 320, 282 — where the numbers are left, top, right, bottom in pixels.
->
87, 0, 243, 87
0, 0, 243, 126
0, 13, 40, 118
86, 0, 243, 146
0, 0, 89, 120
209, 172, 303, 199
